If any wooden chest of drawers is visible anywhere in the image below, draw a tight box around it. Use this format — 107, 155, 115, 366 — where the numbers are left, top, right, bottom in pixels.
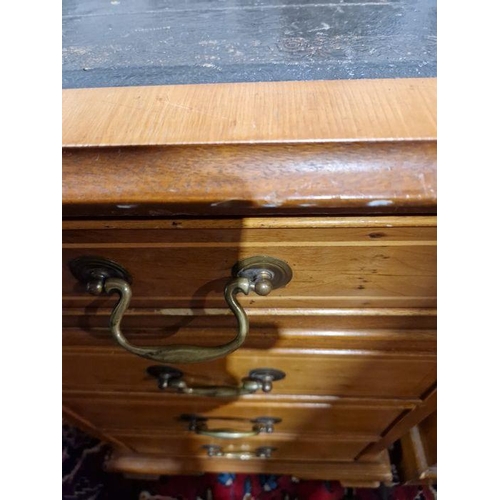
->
62, 78, 437, 488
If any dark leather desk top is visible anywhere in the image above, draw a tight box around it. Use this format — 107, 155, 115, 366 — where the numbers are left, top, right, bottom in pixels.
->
62, 0, 436, 89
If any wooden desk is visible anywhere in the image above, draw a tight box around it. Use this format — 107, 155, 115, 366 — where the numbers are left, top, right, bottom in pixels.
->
62, 77, 436, 486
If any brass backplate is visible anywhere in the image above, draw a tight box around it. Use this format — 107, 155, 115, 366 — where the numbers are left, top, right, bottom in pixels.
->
69, 256, 132, 285
231, 256, 292, 289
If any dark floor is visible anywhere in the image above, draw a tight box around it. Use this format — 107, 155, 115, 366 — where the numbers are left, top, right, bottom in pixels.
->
62, 0, 436, 88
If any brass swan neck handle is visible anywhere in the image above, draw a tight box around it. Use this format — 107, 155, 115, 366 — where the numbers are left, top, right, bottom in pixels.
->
104, 276, 251, 364
69, 256, 292, 364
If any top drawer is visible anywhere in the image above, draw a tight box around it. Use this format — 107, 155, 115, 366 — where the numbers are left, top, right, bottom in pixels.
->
63, 216, 436, 311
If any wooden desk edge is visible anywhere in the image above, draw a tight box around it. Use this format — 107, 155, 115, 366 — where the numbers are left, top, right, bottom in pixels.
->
62, 78, 436, 147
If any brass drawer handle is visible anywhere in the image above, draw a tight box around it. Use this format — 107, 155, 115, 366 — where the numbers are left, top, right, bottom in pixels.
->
147, 366, 286, 397
183, 415, 281, 439
69, 256, 292, 364
203, 445, 275, 460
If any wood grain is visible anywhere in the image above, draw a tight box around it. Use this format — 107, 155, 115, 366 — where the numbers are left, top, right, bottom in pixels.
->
62, 222, 438, 244
418, 410, 437, 467
63, 308, 437, 332
358, 388, 437, 459
62, 394, 410, 437
62, 326, 437, 352
398, 411, 437, 484
62, 348, 436, 399
62, 141, 436, 217
62, 79, 436, 146
63, 248, 436, 307
62, 216, 439, 231
110, 432, 370, 462
104, 449, 392, 483
62, 79, 437, 473
63, 216, 437, 309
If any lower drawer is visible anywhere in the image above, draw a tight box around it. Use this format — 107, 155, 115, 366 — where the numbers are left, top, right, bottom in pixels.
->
105, 449, 393, 486
113, 431, 370, 462
62, 394, 413, 439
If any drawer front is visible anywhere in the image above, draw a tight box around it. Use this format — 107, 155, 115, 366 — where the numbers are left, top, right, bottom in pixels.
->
62, 218, 437, 310
62, 395, 410, 438
62, 349, 436, 399
62, 217, 436, 465
110, 432, 369, 462
103, 449, 393, 482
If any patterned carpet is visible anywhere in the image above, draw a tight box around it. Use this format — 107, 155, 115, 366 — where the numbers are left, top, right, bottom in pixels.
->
63, 424, 436, 500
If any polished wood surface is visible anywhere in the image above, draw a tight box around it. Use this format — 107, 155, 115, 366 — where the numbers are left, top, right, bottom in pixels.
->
63, 308, 437, 332
63, 325, 437, 351
398, 411, 437, 484
62, 78, 437, 483
62, 212, 437, 479
63, 216, 438, 238
63, 216, 437, 309
63, 246, 436, 308
63, 217, 438, 230
105, 449, 393, 485
62, 141, 436, 217
62, 79, 436, 146
62, 349, 436, 399
111, 432, 370, 462
419, 411, 437, 466
62, 394, 410, 438
360, 388, 436, 459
